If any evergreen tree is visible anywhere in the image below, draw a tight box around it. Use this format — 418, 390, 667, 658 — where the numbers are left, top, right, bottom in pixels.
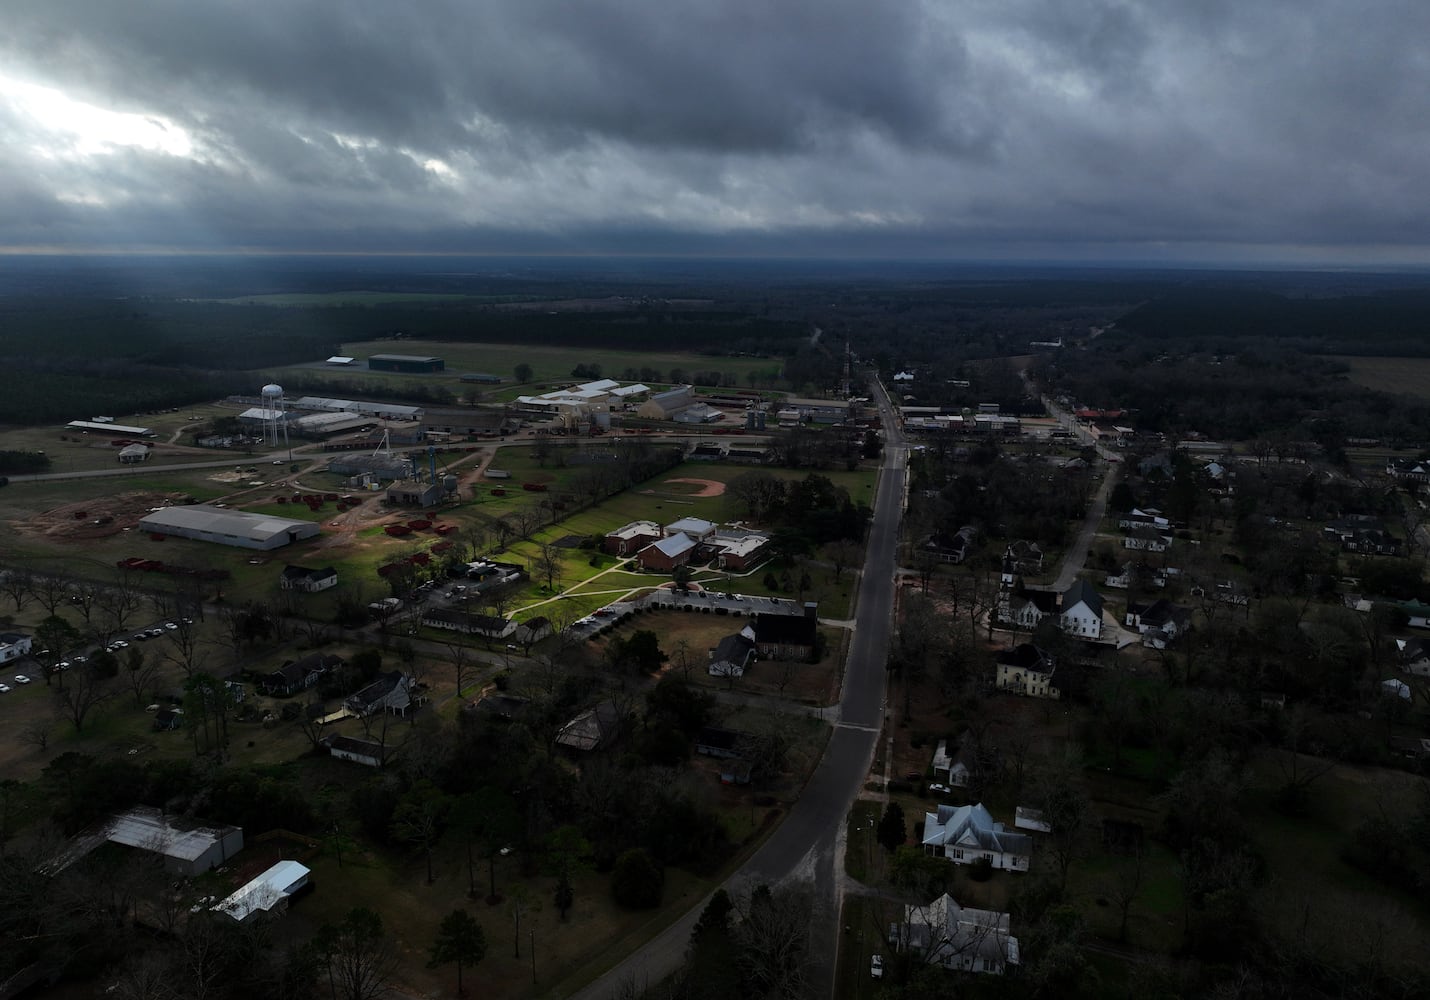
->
428, 909, 486, 997
877, 802, 907, 853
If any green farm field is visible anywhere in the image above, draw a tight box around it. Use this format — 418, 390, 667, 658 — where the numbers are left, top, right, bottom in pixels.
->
1341, 356, 1430, 400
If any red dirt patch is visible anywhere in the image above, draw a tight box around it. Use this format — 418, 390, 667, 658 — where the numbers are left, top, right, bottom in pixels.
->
14, 491, 189, 541
662, 477, 726, 498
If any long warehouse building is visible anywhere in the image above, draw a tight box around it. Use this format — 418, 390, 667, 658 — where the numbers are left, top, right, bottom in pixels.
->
138, 505, 321, 550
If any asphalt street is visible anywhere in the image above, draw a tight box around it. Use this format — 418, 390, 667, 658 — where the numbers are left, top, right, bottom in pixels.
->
570, 383, 905, 1000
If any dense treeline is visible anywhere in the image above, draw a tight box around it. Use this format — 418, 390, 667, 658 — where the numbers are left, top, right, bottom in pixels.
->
0, 298, 805, 368
1118, 288, 1430, 356
0, 364, 257, 425
0, 450, 51, 474
1039, 340, 1430, 447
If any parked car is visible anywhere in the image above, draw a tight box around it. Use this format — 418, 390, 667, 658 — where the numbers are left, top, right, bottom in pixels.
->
928, 783, 952, 796
0, 684, 10, 693
13, 675, 30, 684
164, 622, 179, 631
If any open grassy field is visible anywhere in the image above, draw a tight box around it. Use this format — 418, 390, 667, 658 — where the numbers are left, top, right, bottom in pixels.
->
280, 338, 784, 388
1341, 356, 1430, 401
0, 408, 274, 476
217, 291, 498, 306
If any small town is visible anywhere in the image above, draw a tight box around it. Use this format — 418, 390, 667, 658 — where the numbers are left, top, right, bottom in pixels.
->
1, 326, 1429, 1000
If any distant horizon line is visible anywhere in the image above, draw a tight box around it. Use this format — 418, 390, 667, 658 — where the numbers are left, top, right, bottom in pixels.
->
1, 246, 1428, 275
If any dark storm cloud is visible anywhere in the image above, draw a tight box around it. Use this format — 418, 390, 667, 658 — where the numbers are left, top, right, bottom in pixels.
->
1, 0, 1429, 259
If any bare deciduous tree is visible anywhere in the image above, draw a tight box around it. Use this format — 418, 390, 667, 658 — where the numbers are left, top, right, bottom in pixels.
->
55, 666, 116, 733
0, 567, 32, 612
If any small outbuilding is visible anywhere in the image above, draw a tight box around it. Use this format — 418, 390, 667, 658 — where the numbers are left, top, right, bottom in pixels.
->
214, 860, 311, 922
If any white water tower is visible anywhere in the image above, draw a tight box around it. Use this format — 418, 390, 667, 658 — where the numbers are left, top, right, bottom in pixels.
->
261, 383, 288, 451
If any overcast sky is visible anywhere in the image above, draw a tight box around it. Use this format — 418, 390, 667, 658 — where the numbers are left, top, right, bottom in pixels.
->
2, 0, 1427, 262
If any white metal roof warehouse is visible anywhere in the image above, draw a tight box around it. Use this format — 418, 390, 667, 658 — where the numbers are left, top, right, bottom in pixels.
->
214, 860, 310, 922
66, 419, 155, 436
292, 396, 423, 420
138, 505, 321, 550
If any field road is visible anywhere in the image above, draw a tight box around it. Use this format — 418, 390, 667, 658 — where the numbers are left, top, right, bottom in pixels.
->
569, 381, 905, 1000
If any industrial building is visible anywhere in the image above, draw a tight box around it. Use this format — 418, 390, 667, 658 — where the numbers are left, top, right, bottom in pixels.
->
65, 419, 155, 437
368, 354, 444, 373
422, 408, 517, 437
325, 453, 414, 480
291, 411, 374, 437
386, 482, 444, 506
138, 505, 322, 550
105, 806, 244, 876
291, 396, 423, 421
638, 386, 696, 420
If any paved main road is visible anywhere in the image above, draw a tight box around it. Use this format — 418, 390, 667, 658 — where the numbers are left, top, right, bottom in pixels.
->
571, 384, 906, 999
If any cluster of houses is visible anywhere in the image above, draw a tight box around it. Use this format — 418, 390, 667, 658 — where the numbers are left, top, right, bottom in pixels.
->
605, 517, 772, 573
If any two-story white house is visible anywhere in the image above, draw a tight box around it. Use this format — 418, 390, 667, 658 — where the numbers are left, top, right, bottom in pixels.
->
889, 893, 1020, 975
995, 644, 1059, 699
1059, 580, 1104, 640
922, 802, 1031, 872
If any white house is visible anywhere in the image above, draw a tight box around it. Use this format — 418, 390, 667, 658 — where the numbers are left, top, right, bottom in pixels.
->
1397, 638, 1430, 677
346, 672, 416, 717
0, 632, 33, 663
1104, 561, 1169, 590
889, 893, 1020, 976
1125, 599, 1193, 649
1122, 525, 1172, 552
922, 803, 1031, 872
1059, 580, 1104, 639
280, 565, 338, 593
709, 627, 757, 678
995, 644, 1058, 699
323, 734, 385, 768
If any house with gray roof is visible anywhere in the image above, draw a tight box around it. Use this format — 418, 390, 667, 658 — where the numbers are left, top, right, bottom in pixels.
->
0, 632, 32, 663
346, 672, 415, 717
709, 626, 757, 678
889, 892, 1021, 975
922, 802, 1031, 872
